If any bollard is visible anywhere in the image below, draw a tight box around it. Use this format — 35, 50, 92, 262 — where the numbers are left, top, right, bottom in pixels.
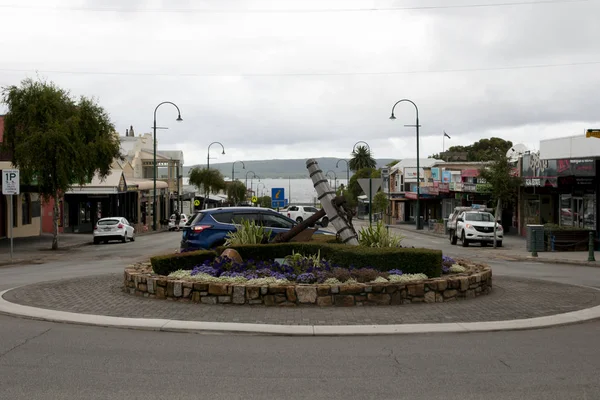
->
551, 235, 555, 252
588, 231, 595, 262
531, 243, 538, 258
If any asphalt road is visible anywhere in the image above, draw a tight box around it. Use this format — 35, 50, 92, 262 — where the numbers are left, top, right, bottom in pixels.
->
1, 230, 600, 399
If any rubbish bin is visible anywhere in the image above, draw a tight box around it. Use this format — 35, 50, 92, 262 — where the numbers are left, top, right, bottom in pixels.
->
417, 216, 424, 230
526, 224, 545, 252
443, 218, 449, 235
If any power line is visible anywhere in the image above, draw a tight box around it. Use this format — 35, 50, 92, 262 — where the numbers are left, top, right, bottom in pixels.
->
0, 61, 598, 79
0, 0, 592, 14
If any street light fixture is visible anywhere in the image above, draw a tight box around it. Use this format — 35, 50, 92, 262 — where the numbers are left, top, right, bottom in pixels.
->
390, 98, 422, 229
207, 141, 225, 170
353, 140, 371, 153
336, 159, 350, 188
153, 101, 182, 231
257, 182, 265, 199
245, 170, 257, 191
232, 160, 245, 182
326, 170, 337, 192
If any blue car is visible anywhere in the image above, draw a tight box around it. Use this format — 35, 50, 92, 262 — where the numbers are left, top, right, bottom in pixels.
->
181, 206, 334, 251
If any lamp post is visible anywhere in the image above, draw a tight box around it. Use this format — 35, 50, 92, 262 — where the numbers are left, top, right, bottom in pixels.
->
232, 160, 245, 182
390, 99, 421, 229
153, 101, 182, 231
336, 159, 349, 188
207, 142, 225, 170
257, 182, 265, 201
326, 170, 337, 192
353, 140, 371, 153
351, 141, 373, 225
245, 170, 256, 203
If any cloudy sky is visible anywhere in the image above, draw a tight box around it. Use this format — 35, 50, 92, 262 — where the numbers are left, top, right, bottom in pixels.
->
1, 0, 599, 166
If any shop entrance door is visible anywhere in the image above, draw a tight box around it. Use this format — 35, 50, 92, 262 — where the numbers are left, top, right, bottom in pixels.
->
573, 197, 584, 228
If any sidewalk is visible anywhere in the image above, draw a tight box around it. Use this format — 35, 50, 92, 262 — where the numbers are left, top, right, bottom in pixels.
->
352, 219, 600, 267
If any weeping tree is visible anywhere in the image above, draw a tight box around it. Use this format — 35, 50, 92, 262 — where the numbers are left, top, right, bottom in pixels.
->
226, 180, 247, 205
1, 78, 121, 250
349, 145, 376, 171
188, 167, 225, 208
479, 156, 522, 248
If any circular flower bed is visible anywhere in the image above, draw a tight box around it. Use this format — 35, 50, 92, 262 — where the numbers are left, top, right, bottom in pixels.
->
124, 252, 492, 307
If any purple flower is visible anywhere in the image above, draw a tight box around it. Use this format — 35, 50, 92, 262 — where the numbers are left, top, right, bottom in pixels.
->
388, 269, 403, 276
191, 264, 219, 276
297, 273, 317, 284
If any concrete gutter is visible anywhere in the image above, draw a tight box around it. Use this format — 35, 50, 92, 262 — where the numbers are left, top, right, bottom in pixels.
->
2, 287, 599, 336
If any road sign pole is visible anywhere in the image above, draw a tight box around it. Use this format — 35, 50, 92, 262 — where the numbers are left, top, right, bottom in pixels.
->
369, 178, 372, 226
9, 194, 13, 262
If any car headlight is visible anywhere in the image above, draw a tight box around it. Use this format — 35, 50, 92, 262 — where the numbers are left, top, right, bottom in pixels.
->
465, 224, 473, 229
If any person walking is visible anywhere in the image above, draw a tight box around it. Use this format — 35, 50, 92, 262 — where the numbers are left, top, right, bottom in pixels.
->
175, 210, 181, 231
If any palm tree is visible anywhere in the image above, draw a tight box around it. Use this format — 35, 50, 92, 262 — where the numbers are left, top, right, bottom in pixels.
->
349, 145, 376, 171
188, 167, 226, 208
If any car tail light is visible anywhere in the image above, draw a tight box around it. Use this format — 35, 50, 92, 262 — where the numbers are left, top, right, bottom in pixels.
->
191, 225, 212, 232
287, 213, 290, 218
117, 224, 124, 229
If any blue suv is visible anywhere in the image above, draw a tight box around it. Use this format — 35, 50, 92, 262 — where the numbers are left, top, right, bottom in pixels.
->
181, 207, 334, 251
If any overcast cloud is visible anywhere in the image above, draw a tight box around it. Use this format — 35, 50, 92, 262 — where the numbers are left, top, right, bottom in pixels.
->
1, 0, 599, 165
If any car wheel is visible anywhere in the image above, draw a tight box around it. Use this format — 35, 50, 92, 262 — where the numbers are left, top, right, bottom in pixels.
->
121, 234, 127, 243
296, 217, 303, 223
321, 217, 329, 227
461, 231, 469, 247
130, 232, 135, 242
450, 231, 457, 245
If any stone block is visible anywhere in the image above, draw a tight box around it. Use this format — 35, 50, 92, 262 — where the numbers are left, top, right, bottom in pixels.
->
424, 291, 436, 303
407, 283, 425, 297
183, 287, 192, 298
390, 292, 402, 305
340, 285, 363, 294
334, 295, 355, 307
167, 282, 175, 297
218, 296, 232, 304
385, 285, 398, 294
157, 279, 167, 287
219, 248, 243, 264
437, 280, 448, 291
466, 289, 475, 298
460, 278, 469, 291
367, 293, 391, 305
200, 291, 208, 296
192, 291, 201, 302
147, 279, 155, 294
469, 283, 479, 290
156, 286, 166, 299
443, 289, 457, 298
268, 286, 287, 294
411, 297, 424, 303
364, 286, 373, 293
449, 279, 460, 289
182, 281, 193, 289
286, 287, 297, 302
296, 286, 317, 303
469, 276, 477, 284
249, 299, 263, 305
435, 293, 444, 303
193, 283, 209, 291
246, 287, 260, 300
208, 283, 228, 296
263, 295, 276, 306
173, 281, 183, 297
427, 282, 437, 291
261, 286, 268, 295
138, 283, 147, 292
317, 296, 333, 306
201, 296, 217, 304
371, 285, 384, 293
330, 286, 339, 294
275, 294, 287, 303
232, 286, 246, 304
317, 285, 330, 296
475, 274, 481, 283
355, 295, 367, 302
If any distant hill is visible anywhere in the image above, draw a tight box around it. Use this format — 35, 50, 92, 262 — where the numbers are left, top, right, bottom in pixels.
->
182, 158, 396, 179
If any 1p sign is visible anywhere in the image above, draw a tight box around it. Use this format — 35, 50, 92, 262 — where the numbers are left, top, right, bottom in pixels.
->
2, 169, 20, 195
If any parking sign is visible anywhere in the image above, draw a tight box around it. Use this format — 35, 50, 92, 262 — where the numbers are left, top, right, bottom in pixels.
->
2, 169, 20, 195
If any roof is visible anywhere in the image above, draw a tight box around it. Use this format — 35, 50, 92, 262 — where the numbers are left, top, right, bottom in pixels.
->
391, 158, 444, 172
67, 169, 127, 194
127, 178, 168, 191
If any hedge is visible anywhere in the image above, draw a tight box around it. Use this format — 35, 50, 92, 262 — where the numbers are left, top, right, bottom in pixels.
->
151, 249, 217, 276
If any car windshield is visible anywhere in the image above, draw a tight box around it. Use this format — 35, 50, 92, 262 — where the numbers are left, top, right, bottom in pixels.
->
98, 219, 119, 226
465, 213, 493, 222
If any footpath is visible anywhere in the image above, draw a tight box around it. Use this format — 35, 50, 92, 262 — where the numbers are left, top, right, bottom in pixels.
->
352, 219, 600, 267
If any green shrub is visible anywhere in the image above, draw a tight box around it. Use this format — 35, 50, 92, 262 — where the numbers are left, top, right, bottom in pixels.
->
358, 221, 404, 247
151, 250, 218, 276
225, 219, 269, 246
216, 243, 442, 277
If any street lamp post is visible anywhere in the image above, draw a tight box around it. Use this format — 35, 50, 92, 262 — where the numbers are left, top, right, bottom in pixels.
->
207, 142, 225, 170
390, 99, 422, 229
232, 160, 245, 182
326, 170, 337, 192
153, 101, 182, 231
336, 159, 350, 188
351, 141, 373, 225
245, 170, 256, 204
257, 182, 265, 201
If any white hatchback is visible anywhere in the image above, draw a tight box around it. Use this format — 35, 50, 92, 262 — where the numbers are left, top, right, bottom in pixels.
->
93, 217, 135, 244
168, 213, 189, 231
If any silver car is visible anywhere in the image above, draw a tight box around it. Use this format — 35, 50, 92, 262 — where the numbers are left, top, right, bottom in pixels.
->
93, 217, 135, 244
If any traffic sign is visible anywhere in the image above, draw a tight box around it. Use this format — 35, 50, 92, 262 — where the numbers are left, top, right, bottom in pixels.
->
251, 196, 258, 203
271, 188, 284, 200
357, 178, 382, 200
2, 169, 20, 195
194, 199, 200, 207
271, 200, 285, 208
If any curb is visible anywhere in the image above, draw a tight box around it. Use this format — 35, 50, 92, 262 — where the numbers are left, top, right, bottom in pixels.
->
2, 287, 600, 336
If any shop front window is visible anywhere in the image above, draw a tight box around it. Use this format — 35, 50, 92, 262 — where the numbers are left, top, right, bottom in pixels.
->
525, 197, 540, 225
560, 194, 573, 227
583, 194, 596, 230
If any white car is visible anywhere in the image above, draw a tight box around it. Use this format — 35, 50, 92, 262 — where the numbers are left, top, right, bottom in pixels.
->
168, 213, 189, 231
93, 217, 135, 244
452, 211, 503, 247
279, 205, 329, 227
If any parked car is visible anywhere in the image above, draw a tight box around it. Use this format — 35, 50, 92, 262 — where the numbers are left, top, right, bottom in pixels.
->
449, 209, 503, 247
168, 213, 189, 231
279, 205, 329, 227
93, 217, 135, 244
181, 207, 334, 251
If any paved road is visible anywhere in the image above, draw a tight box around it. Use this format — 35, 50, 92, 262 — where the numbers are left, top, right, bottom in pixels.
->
1, 230, 600, 399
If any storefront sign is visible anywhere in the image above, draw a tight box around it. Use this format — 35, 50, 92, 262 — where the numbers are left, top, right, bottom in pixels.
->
439, 183, 450, 192
442, 171, 451, 183
463, 183, 477, 192
431, 168, 441, 181
524, 177, 558, 187
454, 182, 463, 191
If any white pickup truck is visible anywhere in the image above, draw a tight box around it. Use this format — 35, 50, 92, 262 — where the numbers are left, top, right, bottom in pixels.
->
280, 205, 329, 227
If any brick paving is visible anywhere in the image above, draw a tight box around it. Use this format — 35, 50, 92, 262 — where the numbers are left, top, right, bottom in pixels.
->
3, 274, 600, 325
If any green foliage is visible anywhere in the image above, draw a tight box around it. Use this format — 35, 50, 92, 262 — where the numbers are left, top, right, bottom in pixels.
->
189, 167, 225, 197
479, 156, 522, 206
349, 145, 376, 171
284, 250, 322, 273
216, 243, 443, 277
258, 195, 272, 208
1, 78, 121, 249
358, 221, 404, 247
226, 181, 247, 205
348, 168, 380, 202
224, 219, 270, 246
386, 160, 400, 167
431, 137, 513, 161
373, 191, 389, 214
151, 250, 218, 276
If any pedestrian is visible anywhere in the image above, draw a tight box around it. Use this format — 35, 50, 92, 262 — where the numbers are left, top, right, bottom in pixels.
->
175, 210, 181, 231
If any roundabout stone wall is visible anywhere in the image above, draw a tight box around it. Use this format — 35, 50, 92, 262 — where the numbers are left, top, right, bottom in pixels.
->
123, 266, 492, 307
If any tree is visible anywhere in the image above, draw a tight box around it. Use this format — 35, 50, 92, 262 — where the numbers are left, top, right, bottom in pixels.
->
373, 191, 388, 215
479, 155, 522, 248
386, 160, 400, 168
188, 167, 225, 208
1, 78, 121, 250
349, 145, 376, 171
430, 137, 513, 161
226, 181, 247, 205
258, 196, 272, 208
